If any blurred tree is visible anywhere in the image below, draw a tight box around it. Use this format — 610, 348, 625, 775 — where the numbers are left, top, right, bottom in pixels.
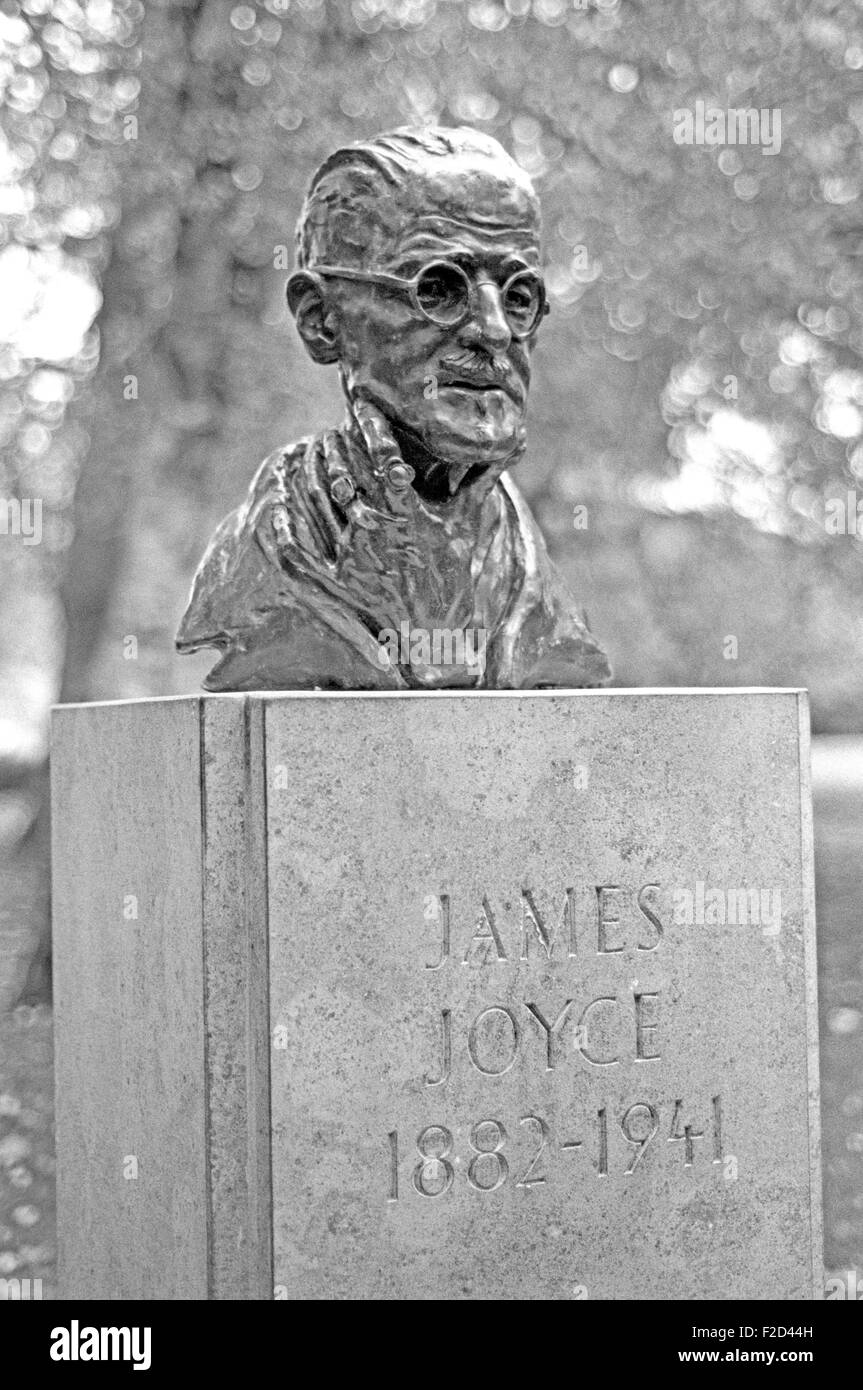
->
60, 0, 256, 702
54, 0, 863, 709
4, 0, 863, 1007
0, 0, 137, 1004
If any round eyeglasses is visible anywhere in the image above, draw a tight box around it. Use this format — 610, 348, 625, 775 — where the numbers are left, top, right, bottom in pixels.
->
297, 259, 549, 339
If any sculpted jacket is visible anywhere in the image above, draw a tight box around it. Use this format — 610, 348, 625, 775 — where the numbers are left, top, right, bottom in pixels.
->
176, 401, 611, 692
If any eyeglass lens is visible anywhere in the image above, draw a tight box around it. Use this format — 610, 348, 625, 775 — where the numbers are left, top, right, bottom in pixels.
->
414, 263, 543, 335
415, 263, 468, 325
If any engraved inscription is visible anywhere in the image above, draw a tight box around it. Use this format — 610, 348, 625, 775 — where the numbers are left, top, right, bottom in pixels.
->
596, 886, 624, 954
524, 999, 573, 1070
577, 996, 620, 1066
463, 897, 508, 965
387, 1097, 724, 1199
468, 1120, 508, 1192
712, 1094, 724, 1161
520, 887, 576, 962
424, 1008, 452, 1087
636, 884, 663, 951
669, 1099, 705, 1166
421, 883, 667, 967
405, 884, 730, 1209
516, 1115, 550, 1188
467, 1005, 520, 1076
620, 1102, 660, 1174
412, 1125, 455, 1198
634, 992, 661, 1061
423, 893, 450, 971
424, 994, 663, 1085
597, 1106, 608, 1176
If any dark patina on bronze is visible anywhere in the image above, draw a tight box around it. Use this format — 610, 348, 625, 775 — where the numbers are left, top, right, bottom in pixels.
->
176, 127, 611, 691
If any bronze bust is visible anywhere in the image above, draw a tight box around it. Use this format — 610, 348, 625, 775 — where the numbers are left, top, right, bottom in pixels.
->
176, 127, 610, 691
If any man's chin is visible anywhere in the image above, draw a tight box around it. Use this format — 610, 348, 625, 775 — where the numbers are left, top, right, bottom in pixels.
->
371, 401, 523, 498
433, 437, 517, 471
412, 415, 522, 469
437, 394, 522, 445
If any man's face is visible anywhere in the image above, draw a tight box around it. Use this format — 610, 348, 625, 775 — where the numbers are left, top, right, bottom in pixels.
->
330, 175, 543, 494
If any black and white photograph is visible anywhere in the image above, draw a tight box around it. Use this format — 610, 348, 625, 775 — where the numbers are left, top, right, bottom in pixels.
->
1, 0, 862, 1346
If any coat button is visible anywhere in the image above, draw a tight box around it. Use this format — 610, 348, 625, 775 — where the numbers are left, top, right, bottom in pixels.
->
331, 475, 356, 507
387, 462, 415, 491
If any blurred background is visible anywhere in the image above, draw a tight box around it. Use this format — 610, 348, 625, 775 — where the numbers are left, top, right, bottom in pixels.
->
1, 0, 862, 1296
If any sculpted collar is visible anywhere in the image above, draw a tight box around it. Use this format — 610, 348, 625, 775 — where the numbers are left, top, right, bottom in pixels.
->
266, 392, 523, 572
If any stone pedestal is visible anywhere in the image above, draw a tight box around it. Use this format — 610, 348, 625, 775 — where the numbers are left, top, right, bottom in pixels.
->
51, 689, 823, 1300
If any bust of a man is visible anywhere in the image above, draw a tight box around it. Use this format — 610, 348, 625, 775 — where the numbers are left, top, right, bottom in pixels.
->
176, 126, 611, 691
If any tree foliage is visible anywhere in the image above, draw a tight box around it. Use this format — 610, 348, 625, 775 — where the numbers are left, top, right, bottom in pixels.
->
2, 0, 863, 730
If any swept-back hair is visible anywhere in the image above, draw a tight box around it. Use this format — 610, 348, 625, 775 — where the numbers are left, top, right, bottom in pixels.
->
295, 126, 538, 269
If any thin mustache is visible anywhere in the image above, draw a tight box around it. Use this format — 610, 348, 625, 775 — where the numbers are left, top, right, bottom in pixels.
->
438, 353, 529, 411
439, 349, 509, 381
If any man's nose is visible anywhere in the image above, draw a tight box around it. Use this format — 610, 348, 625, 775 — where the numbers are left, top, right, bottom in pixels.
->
463, 281, 512, 350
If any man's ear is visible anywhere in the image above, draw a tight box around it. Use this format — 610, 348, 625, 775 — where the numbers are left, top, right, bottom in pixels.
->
286, 272, 340, 365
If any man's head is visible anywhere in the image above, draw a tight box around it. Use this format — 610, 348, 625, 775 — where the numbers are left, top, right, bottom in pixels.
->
288, 127, 545, 498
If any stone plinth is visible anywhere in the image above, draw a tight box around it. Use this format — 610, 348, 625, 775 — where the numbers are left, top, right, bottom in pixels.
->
51, 690, 822, 1300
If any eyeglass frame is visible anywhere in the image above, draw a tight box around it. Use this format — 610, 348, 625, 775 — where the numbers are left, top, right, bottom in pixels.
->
290, 258, 550, 339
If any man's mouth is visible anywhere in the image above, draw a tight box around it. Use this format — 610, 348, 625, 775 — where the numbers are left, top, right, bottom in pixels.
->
436, 348, 525, 404
444, 378, 506, 392
437, 373, 521, 403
